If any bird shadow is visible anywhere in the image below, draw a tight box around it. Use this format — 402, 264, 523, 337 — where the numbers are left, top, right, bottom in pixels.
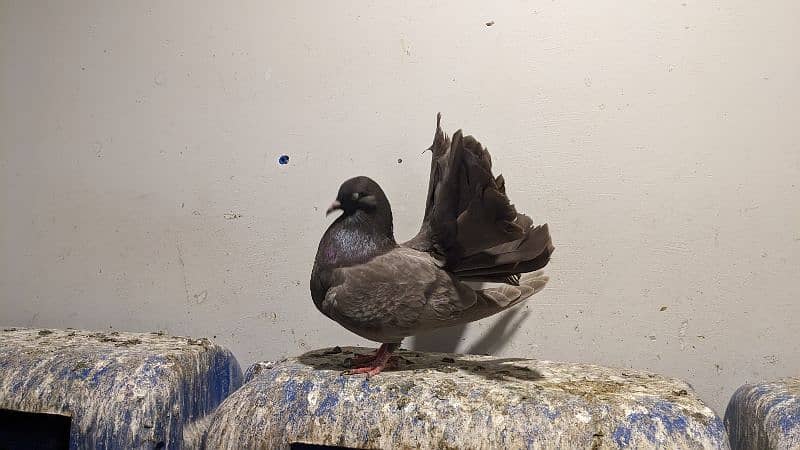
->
295, 304, 541, 383
409, 306, 531, 356
296, 343, 543, 383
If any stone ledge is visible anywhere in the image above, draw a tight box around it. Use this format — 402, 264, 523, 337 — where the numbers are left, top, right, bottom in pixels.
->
725, 378, 800, 450
203, 347, 727, 449
0, 327, 243, 449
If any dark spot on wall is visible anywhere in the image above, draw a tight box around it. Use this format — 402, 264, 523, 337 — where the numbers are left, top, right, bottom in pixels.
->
397, 158, 403, 164
485, 20, 495, 26
279, 154, 290, 165
659, 306, 668, 311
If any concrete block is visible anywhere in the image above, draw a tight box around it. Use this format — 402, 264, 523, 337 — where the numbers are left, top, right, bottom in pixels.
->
0, 327, 243, 449
725, 378, 800, 450
203, 347, 727, 449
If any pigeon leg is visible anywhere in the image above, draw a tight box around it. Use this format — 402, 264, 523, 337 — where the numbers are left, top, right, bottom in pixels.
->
344, 343, 399, 377
349, 342, 392, 365
349, 348, 381, 366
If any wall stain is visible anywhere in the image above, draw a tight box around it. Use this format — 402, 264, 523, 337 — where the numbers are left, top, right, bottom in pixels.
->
176, 239, 191, 303
192, 290, 208, 304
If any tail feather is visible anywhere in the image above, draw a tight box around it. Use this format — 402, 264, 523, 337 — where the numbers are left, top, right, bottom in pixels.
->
404, 113, 554, 284
454, 134, 525, 256
479, 272, 549, 309
454, 223, 553, 276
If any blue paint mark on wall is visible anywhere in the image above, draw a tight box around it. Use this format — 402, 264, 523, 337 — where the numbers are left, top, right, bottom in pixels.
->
278, 154, 290, 165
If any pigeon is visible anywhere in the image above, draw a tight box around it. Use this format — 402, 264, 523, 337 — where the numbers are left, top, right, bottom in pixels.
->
310, 114, 554, 376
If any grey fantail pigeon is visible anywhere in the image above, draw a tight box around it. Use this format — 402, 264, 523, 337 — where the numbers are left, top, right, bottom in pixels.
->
310, 114, 554, 376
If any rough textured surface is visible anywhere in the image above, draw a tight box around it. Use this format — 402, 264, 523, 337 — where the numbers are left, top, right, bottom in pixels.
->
204, 347, 727, 449
3, 1, 800, 416
725, 378, 800, 450
0, 327, 243, 449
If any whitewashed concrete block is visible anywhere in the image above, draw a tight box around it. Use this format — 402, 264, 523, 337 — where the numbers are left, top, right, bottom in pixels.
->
0, 327, 243, 449
725, 378, 800, 450
203, 347, 727, 449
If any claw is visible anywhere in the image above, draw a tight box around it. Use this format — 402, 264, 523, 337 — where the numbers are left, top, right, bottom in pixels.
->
341, 343, 399, 377
343, 356, 398, 378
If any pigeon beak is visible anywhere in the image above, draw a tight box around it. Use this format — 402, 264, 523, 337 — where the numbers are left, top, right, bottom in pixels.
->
326, 201, 342, 216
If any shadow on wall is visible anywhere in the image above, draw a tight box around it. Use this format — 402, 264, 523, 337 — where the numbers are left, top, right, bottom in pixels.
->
408, 307, 531, 356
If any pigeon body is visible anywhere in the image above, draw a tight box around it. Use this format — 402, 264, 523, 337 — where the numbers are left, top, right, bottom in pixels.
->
310, 114, 554, 375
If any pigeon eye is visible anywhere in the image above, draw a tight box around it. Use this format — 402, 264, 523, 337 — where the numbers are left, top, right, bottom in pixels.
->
351, 192, 361, 201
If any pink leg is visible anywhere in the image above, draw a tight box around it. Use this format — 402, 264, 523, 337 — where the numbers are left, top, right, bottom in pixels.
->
344, 343, 399, 377
349, 348, 381, 365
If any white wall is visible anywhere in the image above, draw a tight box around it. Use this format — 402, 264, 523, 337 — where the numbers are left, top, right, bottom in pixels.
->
2, 1, 798, 414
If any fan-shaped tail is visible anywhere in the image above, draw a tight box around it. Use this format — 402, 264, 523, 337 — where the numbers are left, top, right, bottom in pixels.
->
404, 113, 554, 285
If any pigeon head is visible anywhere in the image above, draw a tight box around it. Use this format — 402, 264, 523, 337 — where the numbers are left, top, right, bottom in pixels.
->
327, 176, 391, 218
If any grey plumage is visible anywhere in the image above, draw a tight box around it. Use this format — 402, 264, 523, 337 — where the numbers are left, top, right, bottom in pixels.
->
310, 114, 554, 367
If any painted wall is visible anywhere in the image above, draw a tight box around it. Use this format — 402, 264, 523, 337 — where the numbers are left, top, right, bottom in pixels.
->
1, 1, 798, 414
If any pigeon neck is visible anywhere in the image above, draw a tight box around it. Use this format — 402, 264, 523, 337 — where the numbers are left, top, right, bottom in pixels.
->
322, 211, 396, 266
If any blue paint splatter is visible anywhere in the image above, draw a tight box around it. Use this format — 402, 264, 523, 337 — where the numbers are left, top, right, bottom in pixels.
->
537, 403, 560, 421
625, 412, 658, 442
779, 410, 800, 433
283, 379, 300, 403
360, 378, 381, 395
72, 367, 91, 380
613, 425, 632, 447
283, 379, 315, 423
278, 154, 289, 165
315, 392, 339, 417
89, 364, 113, 387
618, 400, 691, 446
652, 401, 689, 434
706, 417, 726, 441
0, 329, 244, 449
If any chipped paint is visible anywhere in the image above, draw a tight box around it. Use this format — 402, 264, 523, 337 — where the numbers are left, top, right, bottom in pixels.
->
0, 328, 243, 449
202, 347, 727, 449
725, 378, 800, 449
